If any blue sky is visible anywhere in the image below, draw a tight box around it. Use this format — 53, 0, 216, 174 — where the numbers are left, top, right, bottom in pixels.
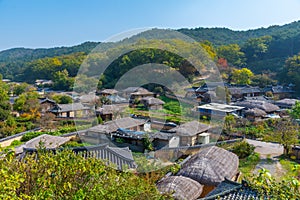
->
1, 0, 300, 51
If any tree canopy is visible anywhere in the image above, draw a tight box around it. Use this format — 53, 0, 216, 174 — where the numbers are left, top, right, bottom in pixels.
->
231, 68, 254, 85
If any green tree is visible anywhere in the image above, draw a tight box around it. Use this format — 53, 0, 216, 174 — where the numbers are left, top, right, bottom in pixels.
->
231, 68, 254, 85
73, 74, 98, 93
248, 168, 300, 199
251, 74, 277, 87
290, 101, 300, 119
13, 83, 31, 96
224, 114, 236, 134
52, 94, 73, 104
242, 35, 272, 62
282, 53, 300, 92
13, 91, 40, 120
52, 69, 74, 91
264, 119, 298, 155
0, 81, 11, 121
0, 150, 165, 199
217, 44, 246, 67
201, 40, 217, 59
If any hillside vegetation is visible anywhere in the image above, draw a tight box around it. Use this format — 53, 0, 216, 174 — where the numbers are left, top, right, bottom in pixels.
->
2, 21, 300, 90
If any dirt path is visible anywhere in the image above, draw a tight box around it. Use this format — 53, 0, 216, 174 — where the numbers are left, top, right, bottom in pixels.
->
246, 139, 286, 178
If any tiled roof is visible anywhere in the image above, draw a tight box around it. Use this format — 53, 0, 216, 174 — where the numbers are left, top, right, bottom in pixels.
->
228, 86, 261, 95
23, 144, 137, 170
39, 98, 56, 104
264, 85, 294, 94
200, 179, 262, 200
72, 144, 137, 170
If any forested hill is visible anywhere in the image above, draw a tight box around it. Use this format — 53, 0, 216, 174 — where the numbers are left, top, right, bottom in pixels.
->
178, 20, 300, 45
0, 41, 99, 63
2, 20, 300, 85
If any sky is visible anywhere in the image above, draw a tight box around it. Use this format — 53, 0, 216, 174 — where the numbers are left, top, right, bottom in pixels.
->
1, 0, 300, 51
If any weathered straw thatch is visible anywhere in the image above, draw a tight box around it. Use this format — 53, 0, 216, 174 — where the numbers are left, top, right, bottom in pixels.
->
141, 97, 165, 105
275, 98, 299, 109
88, 117, 146, 134
244, 108, 267, 117
177, 146, 239, 186
15, 134, 70, 154
170, 120, 209, 137
234, 100, 279, 113
156, 175, 203, 200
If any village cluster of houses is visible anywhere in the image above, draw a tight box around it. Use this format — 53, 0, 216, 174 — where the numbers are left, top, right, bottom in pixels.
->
5, 81, 282, 199
187, 82, 298, 122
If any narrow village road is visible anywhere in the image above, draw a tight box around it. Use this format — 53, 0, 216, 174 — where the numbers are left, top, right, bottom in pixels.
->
246, 139, 285, 178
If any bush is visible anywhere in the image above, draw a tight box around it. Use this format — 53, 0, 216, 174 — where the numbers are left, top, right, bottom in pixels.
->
21, 132, 44, 142
0, 150, 164, 199
230, 141, 255, 159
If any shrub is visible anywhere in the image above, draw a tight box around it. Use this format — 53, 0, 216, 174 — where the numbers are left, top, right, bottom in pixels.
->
0, 150, 164, 199
230, 140, 255, 159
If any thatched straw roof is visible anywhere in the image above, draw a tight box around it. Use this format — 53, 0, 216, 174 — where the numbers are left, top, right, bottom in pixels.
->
130, 88, 154, 96
156, 176, 203, 200
15, 134, 70, 154
99, 89, 118, 95
88, 117, 146, 134
96, 105, 120, 115
234, 100, 279, 113
170, 121, 209, 137
177, 146, 239, 186
275, 98, 299, 109
244, 108, 267, 117
141, 97, 165, 105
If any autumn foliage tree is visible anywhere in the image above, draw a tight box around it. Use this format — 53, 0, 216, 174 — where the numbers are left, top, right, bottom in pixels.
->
231, 68, 254, 85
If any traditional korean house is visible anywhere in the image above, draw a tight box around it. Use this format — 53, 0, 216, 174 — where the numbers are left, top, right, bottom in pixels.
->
228, 86, 262, 102
156, 176, 203, 200
200, 178, 261, 199
169, 121, 210, 146
244, 108, 267, 122
177, 146, 239, 197
274, 98, 299, 109
96, 104, 120, 121
79, 94, 99, 106
82, 117, 146, 144
129, 88, 155, 107
264, 85, 294, 99
234, 100, 280, 114
21, 143, 137, 171
140, 96, 165, 110
49, 103, 90, 119
97, 89, 118, 97
15, 134, 70, 154
39, 98, 57, 113
198, 103, 245, 119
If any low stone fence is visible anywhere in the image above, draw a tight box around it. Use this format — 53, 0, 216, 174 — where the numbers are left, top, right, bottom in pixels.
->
0, 128, 41, 147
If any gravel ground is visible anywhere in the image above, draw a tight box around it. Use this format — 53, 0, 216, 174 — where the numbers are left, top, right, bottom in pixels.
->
246, 139, 285, 178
